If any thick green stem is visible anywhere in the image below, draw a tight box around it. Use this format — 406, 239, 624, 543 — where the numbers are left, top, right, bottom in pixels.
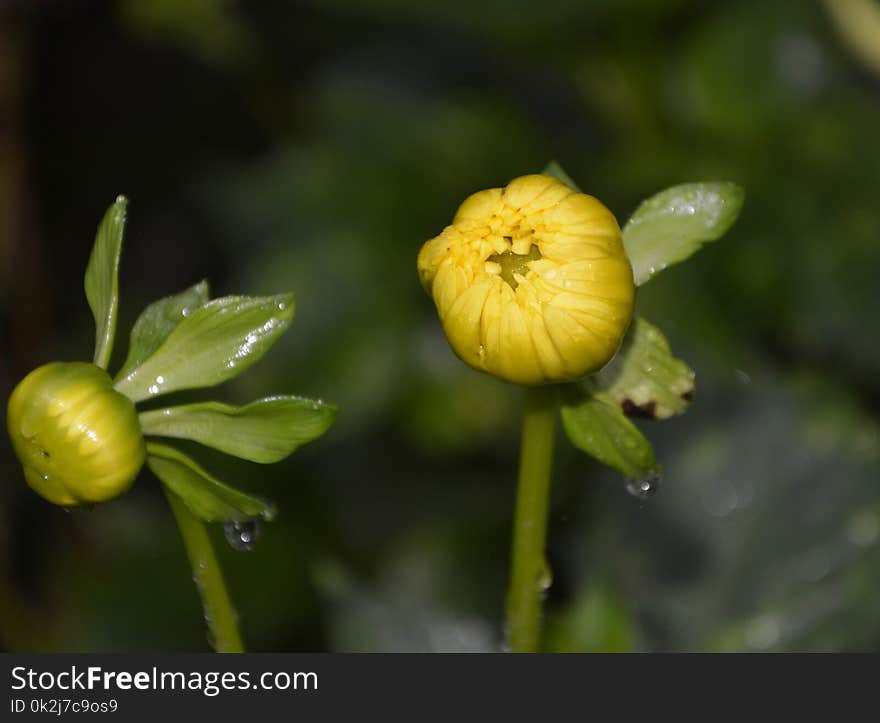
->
164, 489, 244, 653
506, 385, 557, 652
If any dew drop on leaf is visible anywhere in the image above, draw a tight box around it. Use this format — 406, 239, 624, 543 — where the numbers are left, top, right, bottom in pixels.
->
224, 519, 261, 551
625, 472, 661, 499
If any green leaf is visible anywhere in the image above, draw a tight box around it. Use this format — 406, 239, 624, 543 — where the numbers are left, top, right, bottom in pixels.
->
146, 441, 275, 522
116, 280, 210, 379
114, 293, 294, 402
541, 160, 582, 192
622, 182, 744, 285
560, 385, 658, 479
595, 317, 695, 420
84, 195, 128, 369
139, 396, 337, 463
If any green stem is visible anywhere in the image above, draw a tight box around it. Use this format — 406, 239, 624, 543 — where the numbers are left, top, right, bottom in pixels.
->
164, 489, 244, 653
506, 385, 557, 653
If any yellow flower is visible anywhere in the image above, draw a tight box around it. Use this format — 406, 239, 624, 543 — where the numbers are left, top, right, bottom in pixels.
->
7, 362, 146, 506
418, 174, 635, 385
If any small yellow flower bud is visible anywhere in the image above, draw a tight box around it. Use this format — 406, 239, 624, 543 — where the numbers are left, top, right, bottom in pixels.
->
7, 362, 146, 506
418, 174, 635, 385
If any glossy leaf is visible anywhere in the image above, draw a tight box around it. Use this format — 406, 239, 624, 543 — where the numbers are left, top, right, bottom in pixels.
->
146, 441, 275, 523
542, 160, 582, 192
595, 317, 695, 420
139, 395, 337, 463
560, 385, 658, 479
116, 280, 210, 380
84, 195, 128, 369
114, 293, 294, 402
622, 182, 744, 285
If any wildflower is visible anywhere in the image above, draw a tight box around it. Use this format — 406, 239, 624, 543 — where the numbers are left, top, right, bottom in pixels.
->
418, 174, 635, 384
7, 362, 145, 506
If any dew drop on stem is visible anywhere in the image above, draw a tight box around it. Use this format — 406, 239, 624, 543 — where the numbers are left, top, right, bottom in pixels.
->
537, 560, 553, 597
224, 519, 261, 551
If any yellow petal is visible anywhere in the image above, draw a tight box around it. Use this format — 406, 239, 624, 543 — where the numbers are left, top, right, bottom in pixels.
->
453, 188, 503, 223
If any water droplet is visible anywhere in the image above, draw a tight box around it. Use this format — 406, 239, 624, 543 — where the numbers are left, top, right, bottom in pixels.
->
537, 561, 553, 594
625, 472, 661, 499
224, 519, 261, 551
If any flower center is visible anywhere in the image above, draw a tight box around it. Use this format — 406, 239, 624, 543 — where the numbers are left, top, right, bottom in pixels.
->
487, 242, 542, 289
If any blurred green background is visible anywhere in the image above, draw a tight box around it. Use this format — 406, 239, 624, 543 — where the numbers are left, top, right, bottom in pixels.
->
1, 0, 879, 652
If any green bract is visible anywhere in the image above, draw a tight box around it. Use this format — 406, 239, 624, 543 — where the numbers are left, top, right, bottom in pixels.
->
139, 397, 336, 463
114, 294, 295, 402
542, 162, 743, 487
146, 442, 276, 522
560, 385, 658, 481
7, 196, 336, 521
116, 279, 210, 379
85, 196, 127, 370
622, 182, 744, 286
595, 318, 695, 421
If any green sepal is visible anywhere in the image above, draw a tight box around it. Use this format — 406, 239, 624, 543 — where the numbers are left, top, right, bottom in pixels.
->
139, 396, 337, 463
114, 293, 294, 402
85, 195, 127, 370
116, 280, 210, 380
560, 384, 658, 480
542, 160, 582, 192
146, 441, 275, 523
622, 182, 744, 286
595, 317, 695, 420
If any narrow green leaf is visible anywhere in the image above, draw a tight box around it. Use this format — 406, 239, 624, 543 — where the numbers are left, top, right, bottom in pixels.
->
541, 160, 582, 192
139, 396, 337, 463
622, 182, 743, 285
146, 441, 275, 522
84, 195, 128, 369
116, 280, 210, 380
595, 317, 695, 420
114, 293, 294, 402
560, 386, 658, 479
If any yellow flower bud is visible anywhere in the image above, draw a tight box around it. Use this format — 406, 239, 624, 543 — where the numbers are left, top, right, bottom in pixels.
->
418, 174, 635, 385
7, 362, 146, 506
